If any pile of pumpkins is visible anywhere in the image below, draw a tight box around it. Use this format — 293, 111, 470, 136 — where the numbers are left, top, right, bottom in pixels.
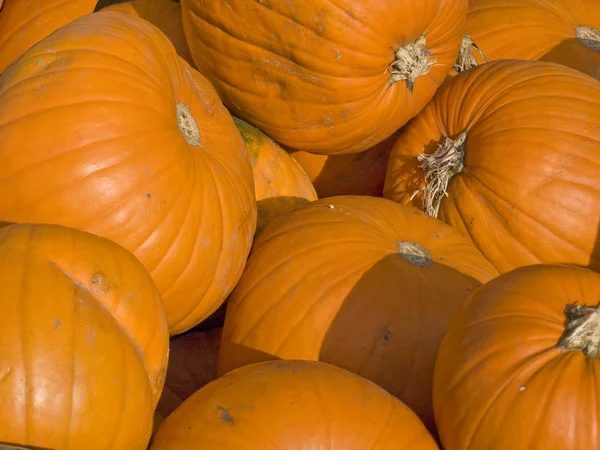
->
0, 0, 598, 448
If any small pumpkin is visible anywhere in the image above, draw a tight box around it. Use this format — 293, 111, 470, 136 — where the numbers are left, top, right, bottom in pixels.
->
0, 11, 256, 335
384, 59, 600, 274
0, 223, 169, 449
434, 264, 600, 449
219, 195, 498, 433
151, 360, 439, 449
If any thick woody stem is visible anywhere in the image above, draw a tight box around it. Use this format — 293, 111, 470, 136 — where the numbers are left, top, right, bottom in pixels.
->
389, 35, 437, 91
577, 26, 600, 52
558, 304, 600, 357
453, 35, 487, 73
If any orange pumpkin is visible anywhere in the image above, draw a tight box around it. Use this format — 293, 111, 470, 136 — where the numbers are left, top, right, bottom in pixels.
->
101, 0, 195, 67
434, 264, 600, 449
234, 117, 318, 236
465, 0, 600, 80
151, 360, 439, 449
218, 196, 498, 433
0, 223, 169, 449
0, 11, 257, 335
180, 0, 468, 154
289, 131, 398, 198
384, 59, 600, 274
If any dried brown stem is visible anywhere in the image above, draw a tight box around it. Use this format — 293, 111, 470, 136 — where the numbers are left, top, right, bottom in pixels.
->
389, 35, 437, 91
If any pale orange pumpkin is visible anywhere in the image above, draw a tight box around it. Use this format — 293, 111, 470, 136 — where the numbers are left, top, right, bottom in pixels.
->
0, 223, 169, 449
0, 11, 257, 335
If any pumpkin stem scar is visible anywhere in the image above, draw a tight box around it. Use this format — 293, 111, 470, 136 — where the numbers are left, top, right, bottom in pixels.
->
176, 103, 200, 146
398, 241, 433, 267
453, 35, 487, 74
577, 26, 600, 52
411, 131, 467, 218
388, 34, 437, 91
558, 304, 600, 357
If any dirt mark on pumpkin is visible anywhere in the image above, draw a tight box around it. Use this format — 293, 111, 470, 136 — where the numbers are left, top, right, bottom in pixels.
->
217, 405, 234, 424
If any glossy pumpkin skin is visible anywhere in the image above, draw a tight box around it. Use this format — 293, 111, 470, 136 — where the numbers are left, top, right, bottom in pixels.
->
289, 131, 398, 198
0, 223, 169, 449
434, 264, 600, 449
101, 0, 195, 67
0, 0, 98, 73
219, 196, 498, 432
384, 60, 600, 274
151, 360, 439, 449
180, 0, 468, 154
466, 0, 600, 80
234, 117, 318, 236
0, 11, 257, 335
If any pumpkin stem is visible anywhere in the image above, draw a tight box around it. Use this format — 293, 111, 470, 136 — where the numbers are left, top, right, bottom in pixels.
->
389, 35, 437, 91
411, 132, 467, 218
577, 26, 600, 52
559, 304, 600, 357
453, 35, 487, 74
398, 241, 433, 268
176, 103, 200, 146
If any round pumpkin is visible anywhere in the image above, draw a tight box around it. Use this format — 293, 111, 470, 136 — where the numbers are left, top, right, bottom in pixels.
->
218, 195, 498, 433
289, 131, 398, 198
465, 0, 600, 80
383, 59, 600, 274
0, 11, 257, 335
0, 223, 169, 449
434, 264, 600, 449
180, 0, 468, 154
151, 360, 439, 449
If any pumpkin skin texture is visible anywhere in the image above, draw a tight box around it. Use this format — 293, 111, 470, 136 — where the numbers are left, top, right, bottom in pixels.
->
151, 360, 439, 449
0, 0, 98, 73
383, 59, 600, 274
233, 117, 318, 236
289, 131, 398, 198
466, 0, 600, 80
0, 11, 257, 335
179, 0, 468, 154
218, 196, 498, 433
434, 264, 600, 449
0, 223, 169, 450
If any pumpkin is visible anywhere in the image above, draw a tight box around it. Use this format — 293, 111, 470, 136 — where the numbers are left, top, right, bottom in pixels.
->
464, 0, 600, 79
179, 0, 468, 154
151, 360, 439, 449
434, 264, 600, 449
101, 0, 195, 67
289, 131, 398, 198
234, 117, 318, 236
0, 223, 169, 449
0, 11, 257, 335
218, 195, 498, 433
383, 59, 600, 274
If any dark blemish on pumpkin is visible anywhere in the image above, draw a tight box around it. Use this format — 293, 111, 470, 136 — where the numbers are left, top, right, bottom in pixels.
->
90, 272, 109, 295
54, 319, 62, 328
275, 363, 286, 369
217, 405, 234, 424
383, 327, 391, 342
146, 193, 152, 199
36, 60, 42, 66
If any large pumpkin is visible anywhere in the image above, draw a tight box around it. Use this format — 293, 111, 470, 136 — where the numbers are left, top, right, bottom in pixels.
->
234, 117, 318, 236
151, 360, 439, 449
218, 195, 498, 432
434, 264, 600, 449
465, 0, 600, 79
0, 223, 169, 449
180, 0, 468, 154
0, 11, 257, 335
384, 59, 600, 274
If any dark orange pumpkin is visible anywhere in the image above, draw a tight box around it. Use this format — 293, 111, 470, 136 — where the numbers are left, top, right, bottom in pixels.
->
0, 11, 257, 335
0, 223, 169, 449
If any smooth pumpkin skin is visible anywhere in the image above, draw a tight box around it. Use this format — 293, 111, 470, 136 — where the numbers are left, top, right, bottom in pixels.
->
466, 0, 600, 80
434, 264, 600, 449
0, 223, 169, 449
218, 196, 498, 433
384, 60, 600, 274
151, 360, 439, 449
289, 131, 398, 198
233, 117, 318, 236
0, 0, 98, 73
101, 0, 195, 68
0, 11, 257, 335
180, 0, 468, 154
